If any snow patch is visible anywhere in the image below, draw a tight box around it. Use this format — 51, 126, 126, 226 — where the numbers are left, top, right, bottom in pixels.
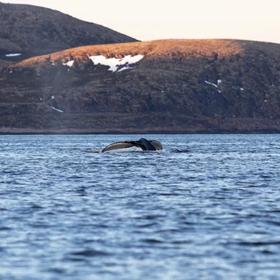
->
117, 66, 134, 72
88, 54, 144, 72
205, 81, 218, 88
63, 60, 74, 67
50, 106, 64, 113
5, 53, 22, 57
205, 80, 222, 93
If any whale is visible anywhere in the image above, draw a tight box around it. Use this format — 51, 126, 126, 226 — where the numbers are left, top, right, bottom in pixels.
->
101, 138, 163, 153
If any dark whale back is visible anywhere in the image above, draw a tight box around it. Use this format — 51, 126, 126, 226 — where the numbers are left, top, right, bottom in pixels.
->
138, 138, 157, 151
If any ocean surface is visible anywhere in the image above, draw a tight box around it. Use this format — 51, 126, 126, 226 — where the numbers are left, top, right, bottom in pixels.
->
1, 134, 280, 280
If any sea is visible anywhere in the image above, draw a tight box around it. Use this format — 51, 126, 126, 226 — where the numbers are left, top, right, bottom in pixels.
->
1, 134, 280, 280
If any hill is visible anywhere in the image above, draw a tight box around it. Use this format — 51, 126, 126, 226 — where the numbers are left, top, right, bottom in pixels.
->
0, 2, 136, 65
1, 39, 280, 133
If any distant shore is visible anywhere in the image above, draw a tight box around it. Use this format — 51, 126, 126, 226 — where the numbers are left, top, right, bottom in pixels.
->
0, 128, 280, 135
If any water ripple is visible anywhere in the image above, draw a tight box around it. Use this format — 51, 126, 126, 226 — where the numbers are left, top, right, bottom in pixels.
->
1, 134, 280, 279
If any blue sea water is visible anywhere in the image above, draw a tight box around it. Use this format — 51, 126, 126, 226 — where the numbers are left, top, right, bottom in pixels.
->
1, 134, 280, 280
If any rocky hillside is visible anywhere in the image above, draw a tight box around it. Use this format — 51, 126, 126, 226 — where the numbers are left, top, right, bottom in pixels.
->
0, 2, 136, 65
1, 39, 280, 133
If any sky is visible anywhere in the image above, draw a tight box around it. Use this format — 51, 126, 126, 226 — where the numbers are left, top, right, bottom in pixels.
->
2, 0, 280, 43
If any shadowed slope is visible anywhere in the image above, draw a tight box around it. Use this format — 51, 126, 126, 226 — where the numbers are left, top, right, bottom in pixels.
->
0, 2, 136, 63
1, 39, 280, 133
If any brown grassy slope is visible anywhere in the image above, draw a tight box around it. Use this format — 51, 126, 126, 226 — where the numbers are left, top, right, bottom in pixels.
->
16, 39, 244, 67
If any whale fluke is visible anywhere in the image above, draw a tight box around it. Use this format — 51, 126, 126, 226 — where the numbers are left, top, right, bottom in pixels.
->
101, 138, 163, 153
101, 141, 135, 153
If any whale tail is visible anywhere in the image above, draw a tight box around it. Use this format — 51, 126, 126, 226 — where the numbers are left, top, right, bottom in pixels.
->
101, 141, 135, 153
101, 138, 163, 153
149, 140, 163, 151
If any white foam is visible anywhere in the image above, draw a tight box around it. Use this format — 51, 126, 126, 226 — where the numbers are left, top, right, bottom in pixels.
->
89, 54, 144, 72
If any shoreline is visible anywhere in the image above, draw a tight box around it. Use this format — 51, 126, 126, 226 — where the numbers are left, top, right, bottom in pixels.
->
0, 129, 280, 135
